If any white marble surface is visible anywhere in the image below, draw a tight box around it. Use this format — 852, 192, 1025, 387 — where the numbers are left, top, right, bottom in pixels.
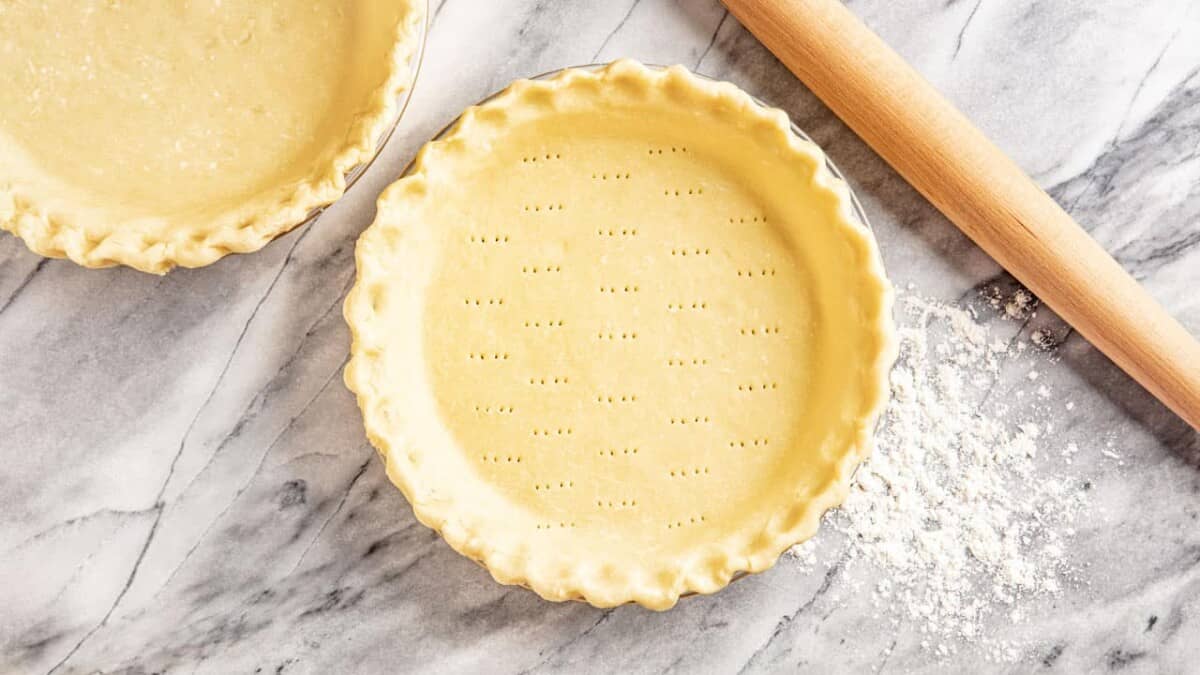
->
3, 1, 1199, 673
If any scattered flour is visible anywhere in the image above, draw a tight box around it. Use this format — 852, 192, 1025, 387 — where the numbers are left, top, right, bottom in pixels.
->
790, 288, 1090, 661
986, 285, 1037, 320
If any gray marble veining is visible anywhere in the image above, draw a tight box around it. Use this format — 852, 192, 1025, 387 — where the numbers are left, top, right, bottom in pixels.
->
2, 1, 1199, 673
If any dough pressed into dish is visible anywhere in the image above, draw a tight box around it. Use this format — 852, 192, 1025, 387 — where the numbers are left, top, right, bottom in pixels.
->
0, 0, 424, 273
345, 60, 895, 609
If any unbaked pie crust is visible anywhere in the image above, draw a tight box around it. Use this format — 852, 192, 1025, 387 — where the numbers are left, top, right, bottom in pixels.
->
344, 60, 896, 609
0, 0, 424, 273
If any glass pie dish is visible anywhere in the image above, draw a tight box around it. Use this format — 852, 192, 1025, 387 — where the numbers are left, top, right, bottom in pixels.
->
344, 60, 896, 609
0, 0, 428, 273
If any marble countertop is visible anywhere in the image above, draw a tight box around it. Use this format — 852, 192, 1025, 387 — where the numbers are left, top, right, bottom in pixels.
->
3, 1, 1199, 673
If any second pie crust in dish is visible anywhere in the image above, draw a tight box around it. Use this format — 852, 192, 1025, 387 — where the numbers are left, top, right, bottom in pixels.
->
0, 0, 425, 274
345, 60, 896, 610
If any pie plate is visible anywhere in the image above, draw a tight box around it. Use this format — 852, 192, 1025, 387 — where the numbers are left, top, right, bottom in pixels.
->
344, 60, 896, 610
0, 0, 426, 273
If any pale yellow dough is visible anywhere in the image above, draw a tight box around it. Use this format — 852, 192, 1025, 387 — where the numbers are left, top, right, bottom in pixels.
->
345, 61, 896, 610
0, 0, 424, 273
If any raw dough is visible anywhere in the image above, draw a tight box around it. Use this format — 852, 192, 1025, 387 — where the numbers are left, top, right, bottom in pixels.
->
0, 0, 424, 273
344, 61, 895, 609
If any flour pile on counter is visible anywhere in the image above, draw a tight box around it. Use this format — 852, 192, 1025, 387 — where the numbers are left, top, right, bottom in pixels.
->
790, 289, 1089, 660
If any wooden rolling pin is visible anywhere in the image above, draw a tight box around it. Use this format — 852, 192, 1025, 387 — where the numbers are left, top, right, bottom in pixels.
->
723, 0, 1200, 430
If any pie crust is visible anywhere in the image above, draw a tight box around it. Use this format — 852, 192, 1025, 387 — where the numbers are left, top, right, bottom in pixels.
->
344, 60, 896, 609
0, 0, 425, 274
